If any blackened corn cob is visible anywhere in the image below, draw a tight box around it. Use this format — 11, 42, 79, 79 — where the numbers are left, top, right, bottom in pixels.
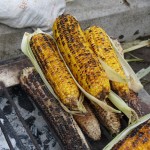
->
74, 101, 101, 141
91, 100, 121, 135
20, 67, 90, 150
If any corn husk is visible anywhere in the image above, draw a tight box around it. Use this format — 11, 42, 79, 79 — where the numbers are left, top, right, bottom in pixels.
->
108, 91, 138, 124
126, 58, 143, 62
99, 58, 127, 83
136, 66, 150, 80
109, 37, 143, 93
123, 39, 150, 53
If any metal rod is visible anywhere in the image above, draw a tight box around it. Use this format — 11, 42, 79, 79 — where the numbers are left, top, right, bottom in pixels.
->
0, 121, 14, 150
0, 108, 27, 150
0, 82, 41, 150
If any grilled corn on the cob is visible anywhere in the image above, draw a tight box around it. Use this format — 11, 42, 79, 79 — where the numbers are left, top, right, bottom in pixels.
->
20, 67, 90, 150
128, 90, 142, 116
113, 119, 150, 150
52, 14, 110, 100
74, 101, 101, 141
92, 100, 121, 135
85, 26, 141, 115
85, 26, 129, 100
30, 33, 84, 112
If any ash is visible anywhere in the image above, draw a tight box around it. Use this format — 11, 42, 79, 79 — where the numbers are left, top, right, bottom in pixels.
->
0, 86, 61, 150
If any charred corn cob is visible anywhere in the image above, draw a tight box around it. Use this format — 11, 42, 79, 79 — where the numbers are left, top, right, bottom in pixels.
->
74, 101, 101, 141
113, 119, 150, 150
20, 67, 90, 150
85, 26, 142, 115
52, 14, 110, 100
91, 100, 121, 135
128, 90, 142, 116
30, 33, 84, 112
85, 26, 129, 100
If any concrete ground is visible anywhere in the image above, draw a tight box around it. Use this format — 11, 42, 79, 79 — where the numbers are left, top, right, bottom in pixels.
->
0, 0, 149, 61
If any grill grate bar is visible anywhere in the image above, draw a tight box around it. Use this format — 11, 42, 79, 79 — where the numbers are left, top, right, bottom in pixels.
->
0, 81, 41, 150
0, 108, 27, 150
0, 120, 14, 150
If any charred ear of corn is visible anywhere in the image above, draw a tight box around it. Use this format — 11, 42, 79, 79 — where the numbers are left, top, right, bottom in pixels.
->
128, 90, 142, 116
84, 26, 129, 100
113, 119, 150, 150
85, 26, 141, 115
20, 67, 90, 150
74, 101, 101, 141
91, 100, 121, 135
30, 33, 85, 113
52, 14, 110, 100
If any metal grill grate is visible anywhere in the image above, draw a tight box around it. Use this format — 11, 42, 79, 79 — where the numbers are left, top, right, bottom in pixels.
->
0, 82, 41, 150
0, 82, 60, 150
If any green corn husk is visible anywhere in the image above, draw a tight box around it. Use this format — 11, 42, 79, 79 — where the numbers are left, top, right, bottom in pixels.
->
109, 37, 143, 93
